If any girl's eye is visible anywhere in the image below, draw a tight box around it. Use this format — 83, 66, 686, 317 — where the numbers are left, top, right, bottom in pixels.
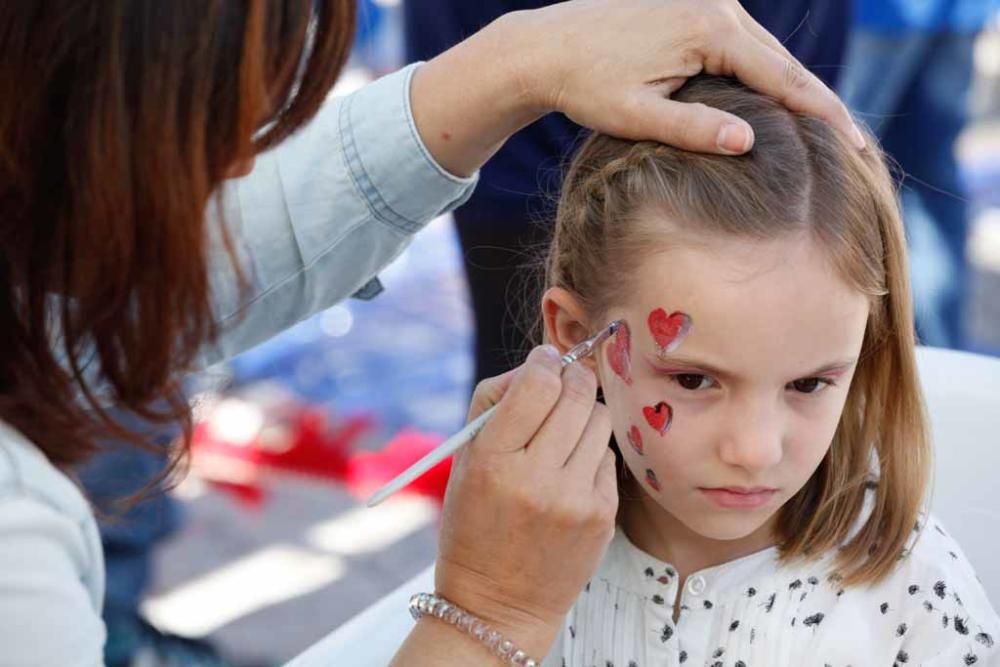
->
674, 373, 715, 391
788, 377, 834, 394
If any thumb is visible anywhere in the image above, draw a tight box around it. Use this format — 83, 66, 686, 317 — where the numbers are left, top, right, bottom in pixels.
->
625, 93, 755, 155
466, 366, 520, 423
452, 367, 519, 470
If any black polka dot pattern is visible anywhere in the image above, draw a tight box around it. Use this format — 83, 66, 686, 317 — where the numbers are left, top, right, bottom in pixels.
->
803, 613, 825, 628
548, 518, 998, 666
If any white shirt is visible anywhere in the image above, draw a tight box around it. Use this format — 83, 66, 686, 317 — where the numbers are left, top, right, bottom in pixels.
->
543, 511, 999, 666
0, 62, 477, 667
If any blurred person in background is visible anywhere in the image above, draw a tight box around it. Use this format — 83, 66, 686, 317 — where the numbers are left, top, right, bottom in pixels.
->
839, 0, 1000, 350
78, 410, 235, 667
404, 0, 852, 387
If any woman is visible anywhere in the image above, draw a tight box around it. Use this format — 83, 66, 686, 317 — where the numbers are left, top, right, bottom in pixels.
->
0, 1, 862, 664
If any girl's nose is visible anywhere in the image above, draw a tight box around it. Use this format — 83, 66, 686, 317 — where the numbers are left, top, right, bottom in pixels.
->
717, 398, 784, 473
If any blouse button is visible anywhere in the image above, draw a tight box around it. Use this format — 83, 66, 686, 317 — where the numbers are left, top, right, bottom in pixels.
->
686, 575, 707, 596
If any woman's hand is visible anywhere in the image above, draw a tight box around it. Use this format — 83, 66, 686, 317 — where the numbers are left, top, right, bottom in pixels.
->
396, 345, 618, 661
517, 0, 865, 153
411, 0, 864, 178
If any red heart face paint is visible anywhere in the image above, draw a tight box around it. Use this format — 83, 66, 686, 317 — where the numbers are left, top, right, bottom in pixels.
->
645, 469, 661, 492
605, 319, 633, 385
648, 308, 692, 356
626, 425, 644, 455
643, 401, 673, 436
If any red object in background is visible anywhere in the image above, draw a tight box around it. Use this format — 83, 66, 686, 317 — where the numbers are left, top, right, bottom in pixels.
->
250, 407, 365, 481
190, 392, 452, 508
207, 479, 267, 508
344, 430, 452, 502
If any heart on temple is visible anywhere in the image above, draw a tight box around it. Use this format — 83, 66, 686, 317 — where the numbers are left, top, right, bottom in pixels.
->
648, 308, 692, 356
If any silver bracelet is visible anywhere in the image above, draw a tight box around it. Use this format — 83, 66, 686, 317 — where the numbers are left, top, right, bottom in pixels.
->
409, 592, 540, 667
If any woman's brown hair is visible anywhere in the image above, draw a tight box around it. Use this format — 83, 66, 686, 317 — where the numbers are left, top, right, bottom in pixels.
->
0, 1, 355, 471
545, 75, 930, 586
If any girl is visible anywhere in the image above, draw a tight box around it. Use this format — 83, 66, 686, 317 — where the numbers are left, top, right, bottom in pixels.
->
539, 75, 999, 666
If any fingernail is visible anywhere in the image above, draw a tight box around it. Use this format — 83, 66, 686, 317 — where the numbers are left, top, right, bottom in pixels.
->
717, 123, 753, 154
853, 124, 867, 150
538, 344, 561, 362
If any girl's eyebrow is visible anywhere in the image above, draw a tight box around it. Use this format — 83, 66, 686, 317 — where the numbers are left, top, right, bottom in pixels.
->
646, 353, 858, 380
646, 353, 730, 378
807, 360, 859, 377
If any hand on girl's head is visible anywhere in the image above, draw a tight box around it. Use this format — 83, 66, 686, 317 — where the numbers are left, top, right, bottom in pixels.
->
527, 0, 866, 155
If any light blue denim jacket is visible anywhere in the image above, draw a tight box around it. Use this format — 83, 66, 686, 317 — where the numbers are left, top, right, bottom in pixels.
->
0, 63, 477, 667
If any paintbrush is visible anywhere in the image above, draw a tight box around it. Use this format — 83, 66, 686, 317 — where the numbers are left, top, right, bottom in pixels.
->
366, 320, 622, 507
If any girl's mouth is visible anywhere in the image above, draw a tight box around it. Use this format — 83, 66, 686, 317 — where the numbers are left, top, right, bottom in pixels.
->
699, 486, 777, 509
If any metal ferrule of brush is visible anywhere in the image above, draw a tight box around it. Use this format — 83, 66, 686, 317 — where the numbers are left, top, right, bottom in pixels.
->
559, 320, 621, 367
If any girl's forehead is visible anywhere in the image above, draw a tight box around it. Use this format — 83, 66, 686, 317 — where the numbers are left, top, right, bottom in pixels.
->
627, 232, 846, 304
621, 235, 869, 372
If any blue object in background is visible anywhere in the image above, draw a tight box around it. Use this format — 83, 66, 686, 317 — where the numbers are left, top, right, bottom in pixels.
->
839, 8, 987, 349
854, 0, 998, 33
77, 408, 191, 666
226, 219, 473, 441
353, 0, 385, 50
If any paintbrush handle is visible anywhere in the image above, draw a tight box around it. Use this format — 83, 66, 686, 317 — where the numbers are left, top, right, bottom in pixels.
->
366, 403, 498, 507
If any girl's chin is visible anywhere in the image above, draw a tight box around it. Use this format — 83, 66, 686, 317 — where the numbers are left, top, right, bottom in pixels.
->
691, 522, 770, 543
673, 507, 778, 544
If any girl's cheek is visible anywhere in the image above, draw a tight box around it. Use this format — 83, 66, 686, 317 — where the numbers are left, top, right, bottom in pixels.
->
614, 392, 684, 495
612, 307, 695, 491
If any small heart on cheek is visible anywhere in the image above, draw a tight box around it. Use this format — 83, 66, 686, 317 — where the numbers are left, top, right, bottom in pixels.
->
626, 425, 643, 455
642, 401, 673, 436
648, 309, 693, 356
604, 321, 633, 385
645, 469, 661, 492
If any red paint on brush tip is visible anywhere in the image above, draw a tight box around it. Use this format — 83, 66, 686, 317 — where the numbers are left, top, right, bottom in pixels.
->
605, 319, 633, 385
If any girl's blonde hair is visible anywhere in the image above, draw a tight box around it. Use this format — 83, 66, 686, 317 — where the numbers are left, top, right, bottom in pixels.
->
546, 75, 930, 586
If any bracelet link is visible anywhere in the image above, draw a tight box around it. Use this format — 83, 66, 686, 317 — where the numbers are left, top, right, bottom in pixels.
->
409, 592, 540, 667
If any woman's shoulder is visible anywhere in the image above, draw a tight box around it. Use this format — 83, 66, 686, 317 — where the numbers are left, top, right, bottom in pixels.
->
0, 421, 107, 662
0, 420, 92, 520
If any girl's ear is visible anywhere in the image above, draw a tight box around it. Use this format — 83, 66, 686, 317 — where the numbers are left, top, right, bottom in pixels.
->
541, 287, 600, 376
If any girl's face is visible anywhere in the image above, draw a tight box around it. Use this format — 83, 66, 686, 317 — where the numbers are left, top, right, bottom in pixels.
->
544, 231, 870, 545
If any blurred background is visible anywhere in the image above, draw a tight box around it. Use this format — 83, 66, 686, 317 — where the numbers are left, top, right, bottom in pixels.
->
80, 2, 1000, 665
